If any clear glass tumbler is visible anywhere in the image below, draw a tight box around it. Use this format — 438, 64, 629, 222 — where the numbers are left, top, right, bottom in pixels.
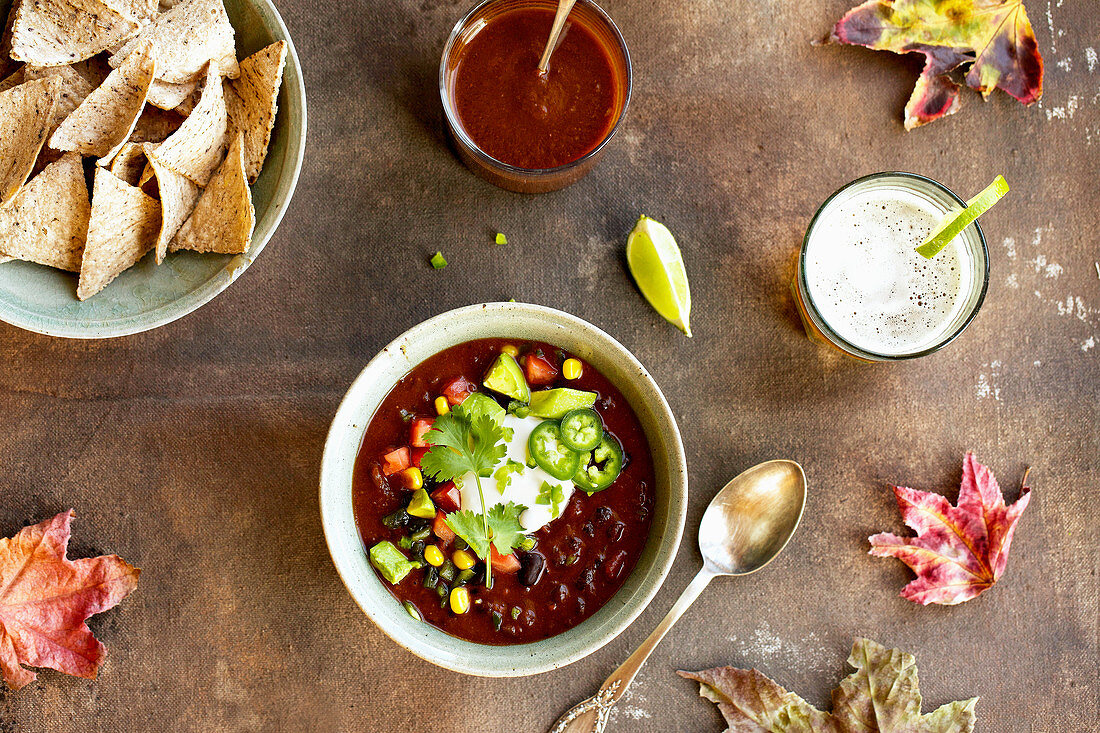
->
792, 172, 990, 361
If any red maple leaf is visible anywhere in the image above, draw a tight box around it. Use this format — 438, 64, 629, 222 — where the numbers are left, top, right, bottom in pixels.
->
870, 453, 1031, 605
0, 510, 140, 690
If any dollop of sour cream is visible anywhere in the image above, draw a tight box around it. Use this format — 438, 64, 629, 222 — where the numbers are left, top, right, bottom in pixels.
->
456, 414, 575, 532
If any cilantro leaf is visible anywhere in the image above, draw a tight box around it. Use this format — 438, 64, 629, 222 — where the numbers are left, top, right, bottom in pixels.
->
419, 400, 513, 587
444, 510, 492, 558
444, 502, 529, 559
420, 404, 507, 482
487, 502, 528, 556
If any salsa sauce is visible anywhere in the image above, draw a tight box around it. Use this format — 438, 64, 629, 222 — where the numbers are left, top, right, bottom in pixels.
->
451, 8, 620, 169
352, 339, 656, 644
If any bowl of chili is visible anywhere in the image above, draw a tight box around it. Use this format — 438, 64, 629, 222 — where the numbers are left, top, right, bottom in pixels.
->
319, 302, 687, 676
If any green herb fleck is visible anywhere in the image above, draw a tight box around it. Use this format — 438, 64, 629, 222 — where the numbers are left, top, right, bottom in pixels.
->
536, 481, 566, 517
494, 459, 526, 492
495, 232, 508, 245
430, 251, 447, 269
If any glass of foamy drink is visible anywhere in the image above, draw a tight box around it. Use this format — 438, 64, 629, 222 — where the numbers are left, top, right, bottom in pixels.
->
793, 172, 989, 361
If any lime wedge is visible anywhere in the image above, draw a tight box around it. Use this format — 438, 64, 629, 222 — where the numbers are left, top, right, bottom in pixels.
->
916, 176, 1009, 259
626, 215, 692, 337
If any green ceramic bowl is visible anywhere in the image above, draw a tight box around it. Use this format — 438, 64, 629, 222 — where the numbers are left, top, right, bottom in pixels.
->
320, 303, 688, 676
0, 0, 306, 338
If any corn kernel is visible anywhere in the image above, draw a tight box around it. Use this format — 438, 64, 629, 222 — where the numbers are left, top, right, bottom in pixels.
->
562, 358, 583, 380
449, 586, 471, 614
434, 396, 450, 416
398, 467, 423, 491
502, 344, 519, 358
452, 549, 475, 570
424, 545, 444, 567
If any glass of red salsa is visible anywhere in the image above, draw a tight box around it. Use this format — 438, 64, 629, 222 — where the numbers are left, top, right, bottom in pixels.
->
354, 338, 656, 644
439, 0, 632, 193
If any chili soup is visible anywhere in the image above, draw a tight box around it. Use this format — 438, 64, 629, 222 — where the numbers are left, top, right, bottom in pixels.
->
352, 338, 656, 644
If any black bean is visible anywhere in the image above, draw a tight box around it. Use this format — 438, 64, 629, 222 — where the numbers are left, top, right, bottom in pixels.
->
582, 522, 595, 537
576, 566, 596, 590
519, 551, 547, 587
594, 506, 612, 524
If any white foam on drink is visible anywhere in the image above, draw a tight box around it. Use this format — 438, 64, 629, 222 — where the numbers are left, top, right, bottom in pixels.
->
805, 187, 973, 355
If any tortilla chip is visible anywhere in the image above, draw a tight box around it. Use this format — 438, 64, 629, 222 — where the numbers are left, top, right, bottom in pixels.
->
50, 40, 156, 162
108, 141, 147, 185
0, 76, 60, 205
0, 152, 89, 271
225, 41, 285, 184
77, 166, 160, 299
143, 143, 198, 262
152, 64, 226, 184
128, 105, 184, 143
147, 76, 196, 110
110, 0, 237, 84
0, 67, 24, 93
174, 83, 201, 116
170, 131, 251, 255
11, 0, 140, 67
106, 0, 159, 23
25, 63, 101, 137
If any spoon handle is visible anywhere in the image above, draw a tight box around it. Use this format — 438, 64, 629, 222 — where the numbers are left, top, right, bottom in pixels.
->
548, 568, 715, 732
536, 0, 578, 74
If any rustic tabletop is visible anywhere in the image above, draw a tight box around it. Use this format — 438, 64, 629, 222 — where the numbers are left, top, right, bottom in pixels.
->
2, 0, 1098, 730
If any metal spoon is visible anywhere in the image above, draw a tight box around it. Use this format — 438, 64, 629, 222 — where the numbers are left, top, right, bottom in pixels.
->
536, 0, 577, 75
548, 459, 807, 733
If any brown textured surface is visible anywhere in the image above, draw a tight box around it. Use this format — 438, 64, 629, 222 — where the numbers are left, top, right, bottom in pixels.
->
2, 0, 1098, 730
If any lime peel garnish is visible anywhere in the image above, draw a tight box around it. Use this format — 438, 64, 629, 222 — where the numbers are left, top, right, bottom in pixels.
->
626, 214, 692, 337
916, 176, 1009, 259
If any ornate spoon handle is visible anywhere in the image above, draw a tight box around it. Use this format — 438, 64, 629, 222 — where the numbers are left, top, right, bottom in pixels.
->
548, 568, 715, 733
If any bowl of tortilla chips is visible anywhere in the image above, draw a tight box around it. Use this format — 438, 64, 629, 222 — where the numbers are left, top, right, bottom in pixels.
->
0, 0, 305, 337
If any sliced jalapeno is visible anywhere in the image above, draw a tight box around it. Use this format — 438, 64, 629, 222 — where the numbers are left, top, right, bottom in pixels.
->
559, 408, 603, 451
528, 420, 581, 480
572, 432, 625, 491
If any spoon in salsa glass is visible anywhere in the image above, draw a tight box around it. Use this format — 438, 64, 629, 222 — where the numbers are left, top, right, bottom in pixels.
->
548, 459, 807, 733
536, 0, 578, 74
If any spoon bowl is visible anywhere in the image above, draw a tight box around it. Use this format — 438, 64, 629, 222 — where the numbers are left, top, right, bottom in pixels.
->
700, 459, 807, 576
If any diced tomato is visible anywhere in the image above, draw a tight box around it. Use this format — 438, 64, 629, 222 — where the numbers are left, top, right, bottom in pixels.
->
524, 353, 558, 385
432, 511, 455, 544
410, 446, 429, 469
490, 547, 521, 574
410, 417, 435, 447
381, 447, 410, 476
442, 376, 476, 405
430, 481, 461, 513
